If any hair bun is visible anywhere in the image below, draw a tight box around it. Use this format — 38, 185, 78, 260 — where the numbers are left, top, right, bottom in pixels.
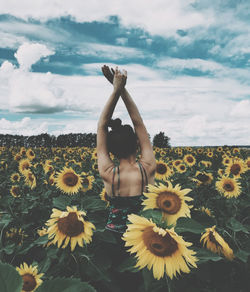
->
108, 118, 122, 131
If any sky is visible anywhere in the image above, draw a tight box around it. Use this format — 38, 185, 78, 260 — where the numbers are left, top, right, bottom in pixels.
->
0, 0, 249, 146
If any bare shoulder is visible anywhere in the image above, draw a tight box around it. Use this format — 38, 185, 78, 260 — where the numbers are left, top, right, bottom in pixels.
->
139, 158, 156, 176
98, 162, 115, 184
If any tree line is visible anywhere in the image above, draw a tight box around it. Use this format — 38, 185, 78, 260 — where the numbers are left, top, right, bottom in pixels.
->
0, 132, 170, 148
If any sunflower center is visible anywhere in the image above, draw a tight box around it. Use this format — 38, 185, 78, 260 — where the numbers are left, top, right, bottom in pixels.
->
62, 172, 79, 187
22, 163, 30, 170
156, 163, 167, 174
57, 212, 84, 237
22, 274, 37, 291
142, 227, 178, 257
180, 165, 185, 171
175, 161, 181, 166
208, 231, 222, 248
156, 191, 181, 214
197, 173, 209, 183
223, 182, 234, 192
230, 164, 241, 175
12, 186, 20, 196
82, 178, 89, 185
187, 156, 194, 163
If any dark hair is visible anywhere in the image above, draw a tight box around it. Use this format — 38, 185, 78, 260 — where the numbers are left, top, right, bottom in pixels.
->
107, 118, 137, 159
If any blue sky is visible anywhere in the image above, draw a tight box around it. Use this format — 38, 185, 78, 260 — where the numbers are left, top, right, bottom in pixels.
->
0, 0, 249, 146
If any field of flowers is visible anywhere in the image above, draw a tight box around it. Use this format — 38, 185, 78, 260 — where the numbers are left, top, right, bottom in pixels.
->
0, 145, 249, 292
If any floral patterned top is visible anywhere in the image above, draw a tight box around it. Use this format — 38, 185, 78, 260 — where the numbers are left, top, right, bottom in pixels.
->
105, 162, 148, 234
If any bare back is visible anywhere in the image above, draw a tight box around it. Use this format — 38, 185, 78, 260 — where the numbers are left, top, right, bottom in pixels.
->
102, 160, 155, 197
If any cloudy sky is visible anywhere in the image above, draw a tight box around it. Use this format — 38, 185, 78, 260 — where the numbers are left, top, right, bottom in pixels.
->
0, 0, 249, 146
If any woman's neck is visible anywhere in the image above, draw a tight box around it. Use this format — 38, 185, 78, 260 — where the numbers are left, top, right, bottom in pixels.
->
119, 154, 137, 166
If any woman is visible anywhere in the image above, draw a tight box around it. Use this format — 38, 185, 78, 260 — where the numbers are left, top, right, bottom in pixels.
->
97, 66, 156, 291
97, 65, 156, 236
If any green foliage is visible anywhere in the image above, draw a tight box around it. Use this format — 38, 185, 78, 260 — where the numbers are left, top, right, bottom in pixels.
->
36, 278, 96, 292
0, 261, 23, 292
0, 145, 249, 291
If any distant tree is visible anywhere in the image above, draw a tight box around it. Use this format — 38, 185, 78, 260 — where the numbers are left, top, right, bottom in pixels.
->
153, 132, 171, 148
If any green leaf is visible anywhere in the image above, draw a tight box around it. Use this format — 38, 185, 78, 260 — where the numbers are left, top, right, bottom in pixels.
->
235, 250, 250, 263
0, 261, 23, 292
94, 230, 116, 244
1, 243, 16, 255
195, 248, 222, 264
34, 235, 48, 245
227, 218, 249, 234
52, 196, 71, 210
36, 278, 96, 292
117, 256, 138, 273
175, 217, 205, 234
140, 209, 164, 226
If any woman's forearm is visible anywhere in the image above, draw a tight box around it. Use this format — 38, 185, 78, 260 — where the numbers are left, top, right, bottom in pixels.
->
121, 88, 143, 126
97, 89, 121, 128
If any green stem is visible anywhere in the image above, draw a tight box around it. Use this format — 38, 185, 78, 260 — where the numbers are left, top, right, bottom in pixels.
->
165, 274, 172, 292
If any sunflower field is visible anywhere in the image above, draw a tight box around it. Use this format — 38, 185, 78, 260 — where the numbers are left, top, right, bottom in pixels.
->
0, 145, 249, 292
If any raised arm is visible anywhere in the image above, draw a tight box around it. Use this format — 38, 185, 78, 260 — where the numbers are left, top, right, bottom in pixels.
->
120, 88, 156, 168
97, 68, 127, 177
101, 65, 155, 170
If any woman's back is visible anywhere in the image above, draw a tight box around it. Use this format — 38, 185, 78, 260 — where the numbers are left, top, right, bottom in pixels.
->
103, 160, 154, 198
105, 160, 150, 233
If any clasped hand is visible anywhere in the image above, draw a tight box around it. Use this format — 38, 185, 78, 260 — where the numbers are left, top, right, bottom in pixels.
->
102, 65, 127, 92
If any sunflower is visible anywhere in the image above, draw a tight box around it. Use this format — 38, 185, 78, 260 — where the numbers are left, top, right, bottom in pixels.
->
232, 148, 240, 154
19, 147, 26, 156
24, 171, 36, 189
16, 262, 43, 292
198, 207, 214, 217
225, 158, 247, 178
46, 206, 95, 251
245, 157, 250, 170
91, 149, 98, 160
10, 185, 21, 197
54, 156, 61, 162
200, 225, 234, 260
173, 159, 182, 168
43, 163, 54, 174
122, 214, 197, 279
11, 173, 21, 183
142, 182, 193, 226
6, 227, 27, 246
217, 168, 224, 177
19, 159, 31, 175
222, 156, 232, 166
197, 148, 203, 154
155, 160, 173, 180
26, 149, 35, 160
206, 151, 214, 158
215, 176, 241, 198
14, 153, 22, 161
100, 187, 110, 206
183, 154, 196, 167
199, 160, 212, 168
55, 167, 82, 195
192, 171, 213, 186
176, 163, 187, 173
81, 175, 94, 192
216, 146, 223, 152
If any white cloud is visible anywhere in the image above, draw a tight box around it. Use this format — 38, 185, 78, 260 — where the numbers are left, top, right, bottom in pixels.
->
230, 100, 250, 118
79, 43, 146, 60
183, 115, 207, 137
0, 0, 211, 36
0, 117, 48, 135
14, 42, 54, 71
116, 38, 128, 45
